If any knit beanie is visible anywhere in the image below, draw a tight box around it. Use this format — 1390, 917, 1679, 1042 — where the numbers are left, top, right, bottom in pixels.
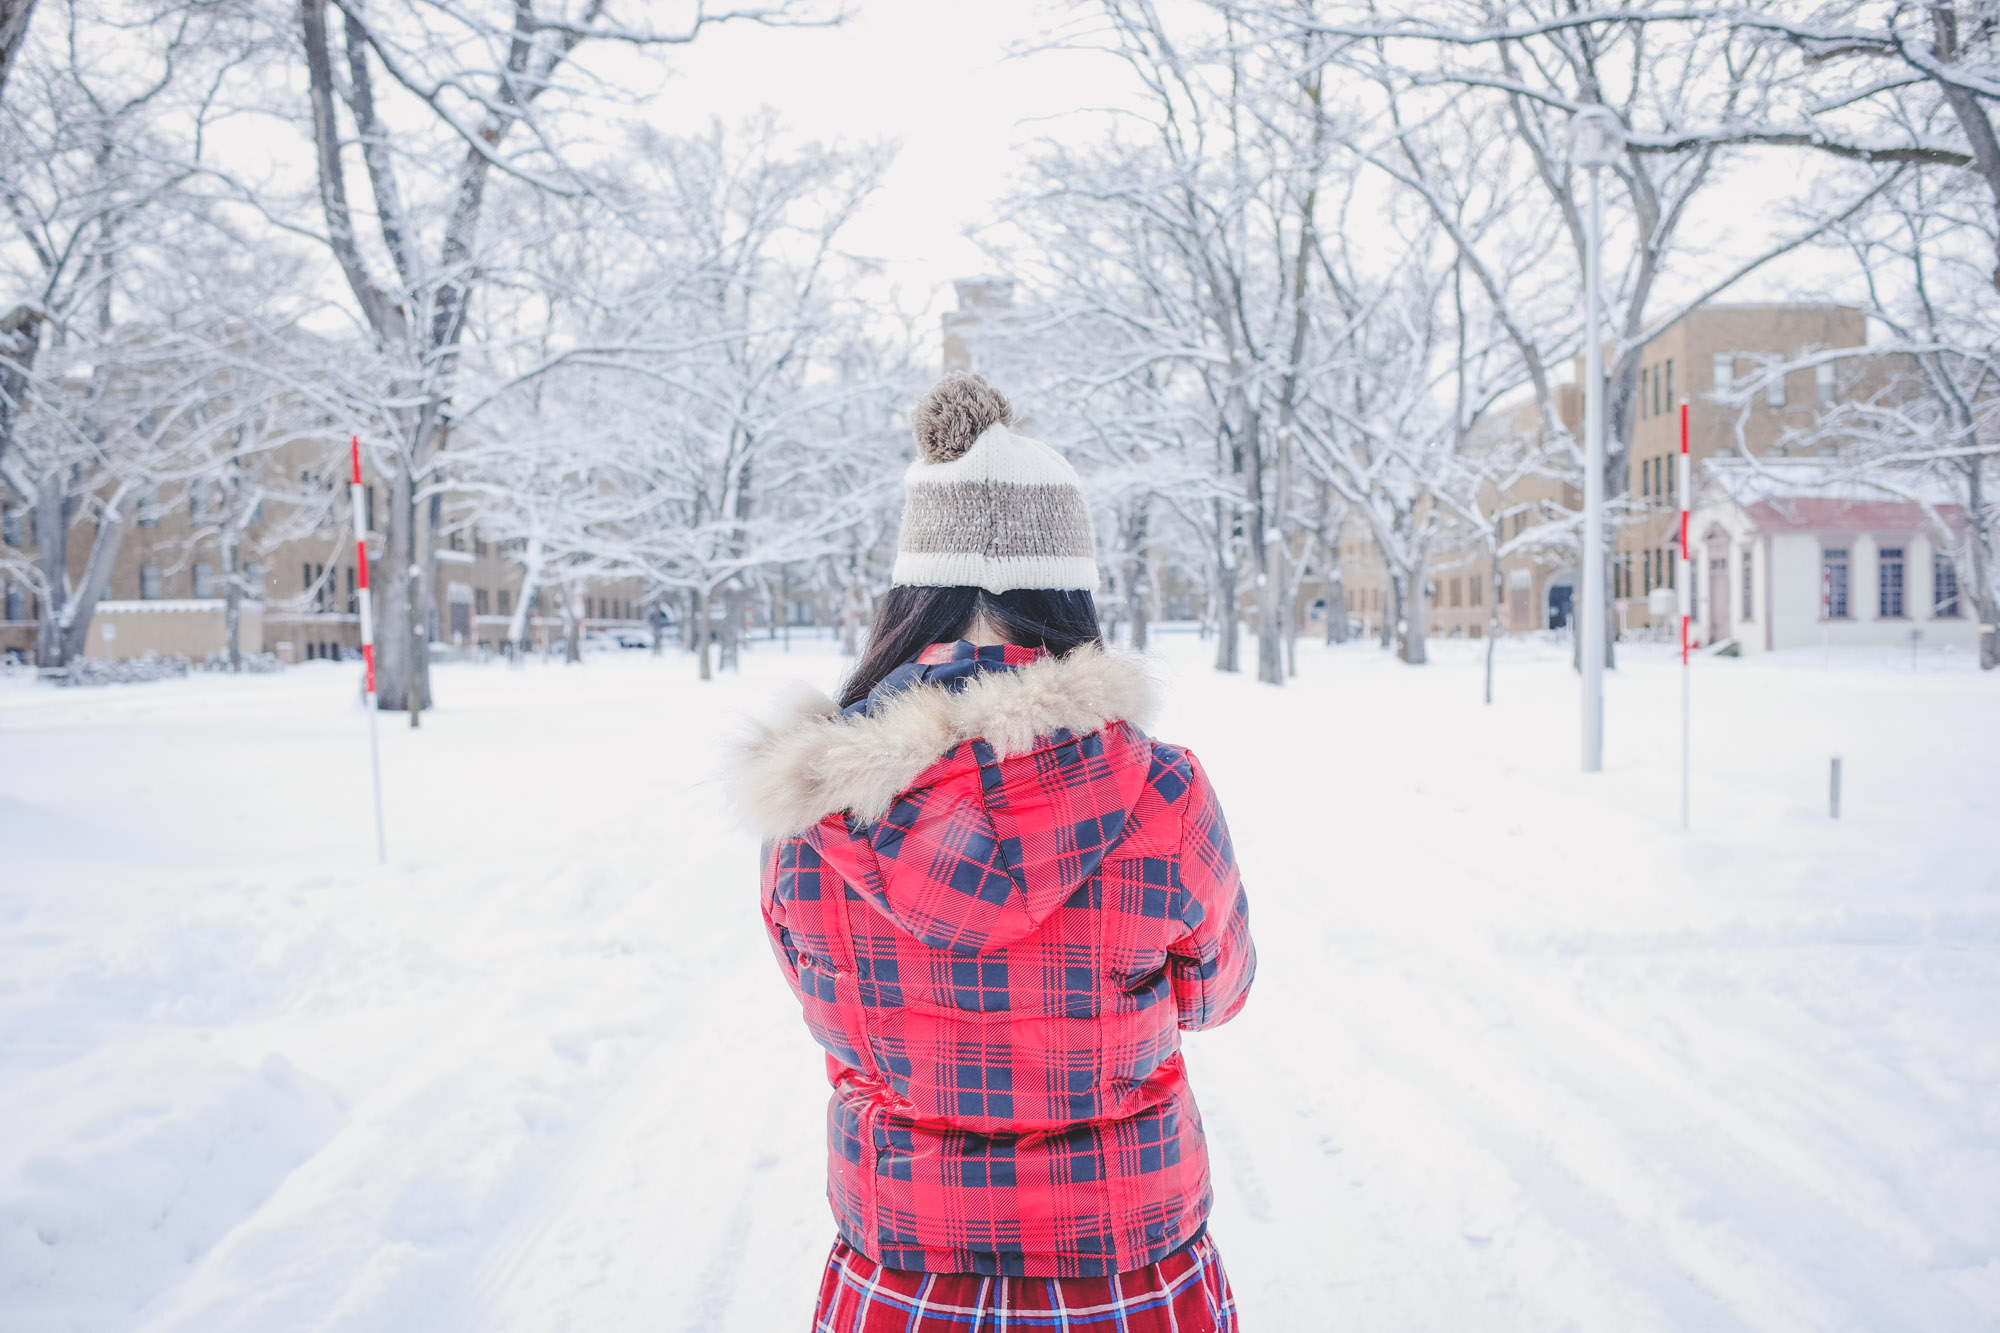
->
890, 372, 1099, 594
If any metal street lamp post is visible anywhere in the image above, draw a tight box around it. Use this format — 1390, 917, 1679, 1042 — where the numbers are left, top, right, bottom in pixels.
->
1571, 105, 1623, 774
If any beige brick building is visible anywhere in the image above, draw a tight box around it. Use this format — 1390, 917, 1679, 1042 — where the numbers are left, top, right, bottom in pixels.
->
1, 437, 644, 666
1327, 302, 1884, 644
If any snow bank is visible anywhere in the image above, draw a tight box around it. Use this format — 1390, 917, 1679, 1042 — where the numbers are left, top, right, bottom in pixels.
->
1, 1049, 339, 1330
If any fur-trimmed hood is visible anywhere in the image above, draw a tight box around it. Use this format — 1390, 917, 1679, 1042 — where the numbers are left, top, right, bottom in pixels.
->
729, 643, 1158, 842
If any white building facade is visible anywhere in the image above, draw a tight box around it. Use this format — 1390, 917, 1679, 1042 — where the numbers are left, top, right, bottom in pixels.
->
1689, 463, 1975, 655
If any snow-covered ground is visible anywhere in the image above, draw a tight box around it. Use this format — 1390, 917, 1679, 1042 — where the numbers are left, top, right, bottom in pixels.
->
2, 631, 1995, 1331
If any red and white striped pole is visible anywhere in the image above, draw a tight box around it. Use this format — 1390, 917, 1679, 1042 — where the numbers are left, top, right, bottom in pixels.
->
1678, 402, 1692, 830
351, 434, 387, 864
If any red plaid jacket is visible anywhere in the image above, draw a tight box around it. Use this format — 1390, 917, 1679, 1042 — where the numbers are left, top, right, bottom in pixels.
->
740, 641, 1255, 1277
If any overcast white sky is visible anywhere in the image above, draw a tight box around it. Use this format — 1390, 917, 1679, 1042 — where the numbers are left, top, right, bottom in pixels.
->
628, 0, 1129, 322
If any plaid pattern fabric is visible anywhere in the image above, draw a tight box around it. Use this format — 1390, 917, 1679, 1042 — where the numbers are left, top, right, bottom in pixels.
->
764, 642, 1256, 1278
812, 1233, 1237, 1331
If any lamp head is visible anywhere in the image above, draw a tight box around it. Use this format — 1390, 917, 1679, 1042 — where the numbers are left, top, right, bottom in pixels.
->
1569, 105, 1625, 169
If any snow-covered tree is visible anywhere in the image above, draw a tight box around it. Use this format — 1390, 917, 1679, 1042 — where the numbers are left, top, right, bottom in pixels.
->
274, 0, 833, 713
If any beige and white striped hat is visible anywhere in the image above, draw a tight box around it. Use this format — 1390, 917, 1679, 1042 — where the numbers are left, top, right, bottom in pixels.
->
890, 372, 1099, 593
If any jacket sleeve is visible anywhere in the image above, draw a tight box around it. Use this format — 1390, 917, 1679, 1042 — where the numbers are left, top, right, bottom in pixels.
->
761, 838, 808, 1007
1167, 750, 1256, 1031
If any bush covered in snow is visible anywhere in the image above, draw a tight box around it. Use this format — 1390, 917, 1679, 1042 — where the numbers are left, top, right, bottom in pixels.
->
201, 652, 285, 675
49, 653, 194, 687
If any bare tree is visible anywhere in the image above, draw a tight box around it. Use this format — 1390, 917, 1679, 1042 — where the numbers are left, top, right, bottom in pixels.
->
1246, 0, 1896, 668
284, 0, 828, 714
450, 119, 907, 680
1721, 161, 2000, 666
0, 1, 266, 666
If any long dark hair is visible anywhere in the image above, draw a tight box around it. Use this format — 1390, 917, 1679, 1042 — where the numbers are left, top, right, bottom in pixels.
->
839, 586, 1102, 708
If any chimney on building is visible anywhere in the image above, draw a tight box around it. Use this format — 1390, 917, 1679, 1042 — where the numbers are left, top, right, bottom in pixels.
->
941, 275, 1015, 372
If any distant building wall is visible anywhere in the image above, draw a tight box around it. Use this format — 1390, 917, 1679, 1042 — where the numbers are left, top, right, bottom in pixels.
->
83, 600, 264, 661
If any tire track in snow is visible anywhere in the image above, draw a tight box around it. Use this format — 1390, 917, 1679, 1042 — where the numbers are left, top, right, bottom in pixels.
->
443, 1019, 688, 1333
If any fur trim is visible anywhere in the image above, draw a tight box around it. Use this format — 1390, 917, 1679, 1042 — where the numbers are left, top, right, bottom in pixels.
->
728, 644, 1158, 840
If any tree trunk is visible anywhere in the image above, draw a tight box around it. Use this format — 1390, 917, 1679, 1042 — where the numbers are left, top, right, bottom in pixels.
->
1324, 564, 1349, 644
223, 523, 242, 671
1127, 515, 1151, 654
1399, 590, 1428, 665
1391, 566, 1429, 665
1968, 458, 1997, 669
0, 305, 42, 478
1213, 499, 1240, 673
375, 463, 429, 715
35, 486, 125, 667
507, 536, 541, 655
840, 586, 862, 657
420, 486, 441, 650
1254, 563, 1284, 682
695, 588, 713, 679
1485, 545, 1505, 704
1249, 457, 1283, 686
564, 589, 582, 664
31, 479, 66, 668
0, 0, 39, 109
719, 585, 742, 671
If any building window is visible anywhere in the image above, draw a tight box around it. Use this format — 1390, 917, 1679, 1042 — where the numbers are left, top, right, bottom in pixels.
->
1640, 366, 1651, 418
136, 489, 158, 528
1740, 548, 1754, 621
1469, 574, 1482, 607
1816, 361, 1835, 408
193, 563, 215, 599
1713, 352, 1733, 395
1765, 368, 1786, 407
362, 486, 374, 535
473, 534, 488, 557
1822, 548, 1849, 619
346, 567, 357, 614
3, 582, 20, 621
140, 564, 163, 600
1, 509, 20, 546
1652, 364, 1662, 417
497, 589, 511, 616
1934, 552, 1961, 617
475, 588, 490, 616
189, 484, 207, 520
245, 562, 265, 598
1665, 359, 1674, 409
1878, 546, 1905, 618
1644, 549, 1654, 593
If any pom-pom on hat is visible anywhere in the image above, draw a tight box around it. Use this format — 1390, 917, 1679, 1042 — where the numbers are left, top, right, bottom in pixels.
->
892, 372, 1100, 593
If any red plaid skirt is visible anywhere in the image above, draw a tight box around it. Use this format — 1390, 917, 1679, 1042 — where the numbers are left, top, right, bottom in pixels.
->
812, 1233, 1237, 1331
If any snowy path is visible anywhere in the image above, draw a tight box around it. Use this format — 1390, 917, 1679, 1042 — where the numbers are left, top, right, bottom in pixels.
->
1, 635, 1995, 1330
